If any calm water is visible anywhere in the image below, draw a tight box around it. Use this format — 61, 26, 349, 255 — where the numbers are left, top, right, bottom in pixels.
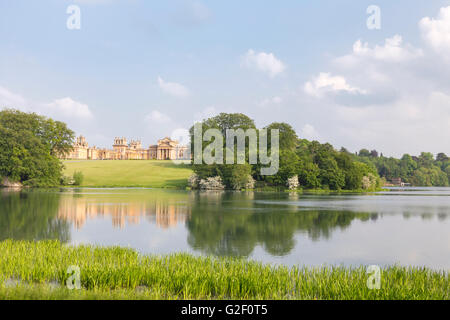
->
1, 187, 449, 270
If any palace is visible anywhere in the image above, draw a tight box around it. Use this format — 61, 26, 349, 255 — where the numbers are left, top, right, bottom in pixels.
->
61, 135, 189, 161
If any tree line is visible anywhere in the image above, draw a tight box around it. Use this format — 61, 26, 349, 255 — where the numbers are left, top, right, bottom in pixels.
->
354, 149, 449, 187
190, 113, 382, 191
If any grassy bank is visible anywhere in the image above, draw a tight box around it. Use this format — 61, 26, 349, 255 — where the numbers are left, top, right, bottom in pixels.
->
63, 160, 192, 188
0, 241, 448, 300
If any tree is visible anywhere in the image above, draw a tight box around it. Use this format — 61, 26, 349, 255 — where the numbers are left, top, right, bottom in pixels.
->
436, 153, 448, 162
265, 122, 298, 151
298, 161, 321, 189
202, 113, 256, 136
0, 109, 74, 186
370, 150, 379, 158
359, 149, 371, 157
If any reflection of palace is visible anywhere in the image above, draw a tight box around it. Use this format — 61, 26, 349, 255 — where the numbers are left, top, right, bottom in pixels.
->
61, 136, 189, 160
58, 197, 189, 229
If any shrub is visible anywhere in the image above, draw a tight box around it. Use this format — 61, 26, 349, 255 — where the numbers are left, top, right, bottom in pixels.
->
72, 171, 84, 186
361, 173, 377, 190
199, 176, 225, 190
287, 175, 299, 190
245, 175, 255, 189
188, 174, 199, 189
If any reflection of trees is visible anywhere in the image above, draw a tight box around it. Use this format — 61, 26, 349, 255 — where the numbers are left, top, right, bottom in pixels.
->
0, 189, 70, 242
186, 192, 376, 257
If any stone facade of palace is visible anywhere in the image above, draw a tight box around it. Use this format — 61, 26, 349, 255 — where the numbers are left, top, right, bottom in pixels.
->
61, 135, 189, 161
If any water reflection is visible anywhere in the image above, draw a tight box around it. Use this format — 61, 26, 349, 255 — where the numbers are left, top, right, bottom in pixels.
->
0, 189, 70, 242
0, 188, 449, 268
186, 191, 377, 257
57, 191, 189, 229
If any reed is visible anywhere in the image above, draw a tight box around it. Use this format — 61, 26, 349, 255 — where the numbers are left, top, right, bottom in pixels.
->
0, 240, 448, 300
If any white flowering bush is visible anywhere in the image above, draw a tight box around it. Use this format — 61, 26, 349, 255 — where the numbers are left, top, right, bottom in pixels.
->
362, 173, 378, 190
188, 174, 199, 189
287, 175, 299, 190
199, 176, 225, 190
245, 175, 255, 189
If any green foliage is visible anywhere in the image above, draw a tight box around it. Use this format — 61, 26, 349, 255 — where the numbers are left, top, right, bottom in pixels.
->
72, 171, 84, 186
265, 122, 298, 151
0, 109, 74, 187
190, 112, 449, 189
191, 113, 384, 190
357, 151, 450, 187
0, 241, 448, 300
410, 167, 449, 187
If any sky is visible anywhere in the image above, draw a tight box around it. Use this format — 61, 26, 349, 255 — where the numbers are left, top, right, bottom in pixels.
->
0, 0, 450, 157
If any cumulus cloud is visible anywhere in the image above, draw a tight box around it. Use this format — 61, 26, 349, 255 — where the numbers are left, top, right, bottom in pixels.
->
304, 72, 367, 98
0, 86, 27, 108
0, 86, 93, 120
157, 76, 190, 98
242, 49, 286, 77
298, 6, 450, 156
44, 97, 93, 119
145, 110, 171, 124
420, 6, 450, 56
333, 91, 450, 156
336, 35, 422, 68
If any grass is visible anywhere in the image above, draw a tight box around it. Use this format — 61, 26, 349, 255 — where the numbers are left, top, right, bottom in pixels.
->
0, 240, 448, 300
62, 160, 193, 188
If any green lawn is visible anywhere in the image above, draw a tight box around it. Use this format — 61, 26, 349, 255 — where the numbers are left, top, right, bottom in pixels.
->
0, 241, 448, 300
62, 160, 193, 188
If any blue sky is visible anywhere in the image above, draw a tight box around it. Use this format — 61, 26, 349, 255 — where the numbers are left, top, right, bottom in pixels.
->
1, 0, 450, 156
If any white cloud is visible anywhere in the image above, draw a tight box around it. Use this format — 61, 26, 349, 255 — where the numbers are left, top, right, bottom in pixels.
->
157, 76, 190, 98
242, 49, 286, 77
0, 86, 27, 109
145, 110, 171, 124
304, 72, 367, 98
420, 6, 450, 56
336, 35, 422, 67
296, 6, 450, 156
45, 97, 93, 119
0, 86, 93, 120
333, 91, 450, 156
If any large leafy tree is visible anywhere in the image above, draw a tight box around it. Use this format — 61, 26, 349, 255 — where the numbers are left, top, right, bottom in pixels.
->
0, 109, 74, 186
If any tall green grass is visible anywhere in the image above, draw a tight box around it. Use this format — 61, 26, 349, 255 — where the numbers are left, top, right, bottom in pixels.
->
0, 240, 448, 300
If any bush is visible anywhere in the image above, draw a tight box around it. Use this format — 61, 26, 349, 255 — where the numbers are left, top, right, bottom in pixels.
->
245, 175, 255, 189
361, 173, 377, 190
72, 171, 84, 186
199, 176, 225, 190
287, 175, 299, 190
188, 174, 199, 189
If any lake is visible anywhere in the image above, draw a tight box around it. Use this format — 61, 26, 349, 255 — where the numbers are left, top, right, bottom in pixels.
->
1, 187, 449, 270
